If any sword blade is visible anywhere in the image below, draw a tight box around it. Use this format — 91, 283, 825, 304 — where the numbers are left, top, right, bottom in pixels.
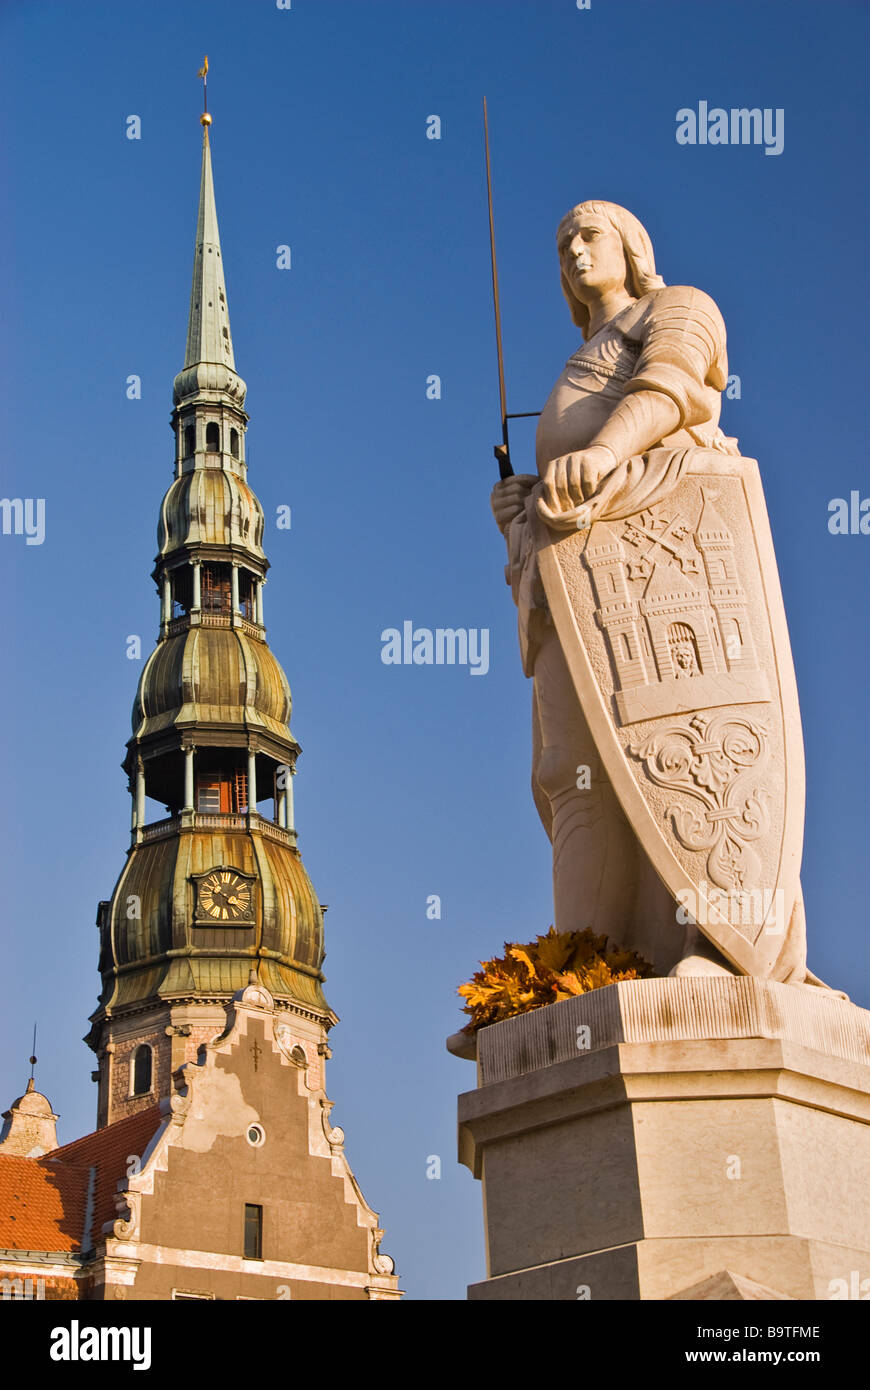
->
483, 97, 514, 479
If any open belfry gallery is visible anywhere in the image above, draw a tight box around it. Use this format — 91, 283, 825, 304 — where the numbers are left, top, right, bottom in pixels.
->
0, 108, 400, 1301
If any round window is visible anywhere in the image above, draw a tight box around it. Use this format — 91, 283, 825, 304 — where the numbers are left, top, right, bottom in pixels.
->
246, 1124, 265, 1148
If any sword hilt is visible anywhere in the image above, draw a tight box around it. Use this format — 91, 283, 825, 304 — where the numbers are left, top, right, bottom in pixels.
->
494, 443, 514, 480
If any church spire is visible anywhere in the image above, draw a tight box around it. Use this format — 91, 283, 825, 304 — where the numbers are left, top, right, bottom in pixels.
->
86, 96, 331, 1129
173, 106, 246, 410
183, 122, 236, 374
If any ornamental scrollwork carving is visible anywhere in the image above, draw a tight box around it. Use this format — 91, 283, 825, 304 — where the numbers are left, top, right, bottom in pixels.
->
371, 1228, 395, 1276
629, 711, 770, 892
321, 1099, 345, 1152
112, 1190, 142, 1242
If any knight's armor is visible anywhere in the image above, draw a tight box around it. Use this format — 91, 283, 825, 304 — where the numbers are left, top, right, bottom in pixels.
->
508, 285, 735, 676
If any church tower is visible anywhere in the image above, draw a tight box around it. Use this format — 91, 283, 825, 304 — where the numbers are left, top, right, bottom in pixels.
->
86, 111, 331, 1128
1, 90, 399, 1303
694, 486, 759, 674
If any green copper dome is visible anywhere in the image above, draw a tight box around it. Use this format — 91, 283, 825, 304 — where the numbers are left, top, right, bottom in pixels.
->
158, 468, 265, 560
133, 628, 293, 739
99, 828, 327, 1014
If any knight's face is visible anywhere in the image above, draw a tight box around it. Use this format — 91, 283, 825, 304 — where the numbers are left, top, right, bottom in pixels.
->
559, 215, 628, 299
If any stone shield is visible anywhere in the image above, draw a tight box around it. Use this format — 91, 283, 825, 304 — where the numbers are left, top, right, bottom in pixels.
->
533, 449, 804, 977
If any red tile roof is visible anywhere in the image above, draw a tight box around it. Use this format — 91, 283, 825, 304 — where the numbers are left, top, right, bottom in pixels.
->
52, 1105, 165, 1241
0, 1154, 89, 1252
0, 1105, 164, 1254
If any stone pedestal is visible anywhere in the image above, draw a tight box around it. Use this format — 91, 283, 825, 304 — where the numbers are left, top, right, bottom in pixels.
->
451, 978, 870, 1300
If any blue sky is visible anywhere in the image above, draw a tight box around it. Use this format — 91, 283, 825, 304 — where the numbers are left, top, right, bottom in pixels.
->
1, 0, 868, 1299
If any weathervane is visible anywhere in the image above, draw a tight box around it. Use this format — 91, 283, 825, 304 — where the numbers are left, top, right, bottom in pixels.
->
198, 54, 211, 127
29, 1021, 37, 1083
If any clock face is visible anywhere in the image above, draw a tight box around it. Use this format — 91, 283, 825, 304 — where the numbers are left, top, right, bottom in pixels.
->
198, 869, 253, 922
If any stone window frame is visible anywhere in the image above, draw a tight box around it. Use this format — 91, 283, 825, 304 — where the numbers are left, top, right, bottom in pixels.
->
243, 1203, 263, 1261
129, 1042, 154, 1098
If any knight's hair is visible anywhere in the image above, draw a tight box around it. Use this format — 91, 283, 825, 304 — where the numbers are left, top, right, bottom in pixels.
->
558, 201, 665, 339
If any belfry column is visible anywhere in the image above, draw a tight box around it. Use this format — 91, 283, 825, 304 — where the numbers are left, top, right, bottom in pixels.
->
183, 745, 195, 811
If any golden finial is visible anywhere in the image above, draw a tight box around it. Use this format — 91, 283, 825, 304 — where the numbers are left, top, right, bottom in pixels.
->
197, 55, 210, 126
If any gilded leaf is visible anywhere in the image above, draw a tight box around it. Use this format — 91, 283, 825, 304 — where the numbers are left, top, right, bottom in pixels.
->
458, 926, 653, 1032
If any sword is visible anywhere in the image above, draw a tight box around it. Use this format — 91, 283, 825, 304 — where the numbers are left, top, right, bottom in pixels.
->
483, 98, 540, 481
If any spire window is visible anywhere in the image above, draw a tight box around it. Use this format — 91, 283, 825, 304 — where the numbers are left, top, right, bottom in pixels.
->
184, 425, 196, 459
132, 1045, 152, 1096
230, 428, 239, 458
206, 422, 221, 453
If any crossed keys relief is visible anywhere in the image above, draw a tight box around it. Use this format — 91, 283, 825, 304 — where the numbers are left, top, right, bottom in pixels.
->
629, 711, 771, 893
620, 507, 700, 581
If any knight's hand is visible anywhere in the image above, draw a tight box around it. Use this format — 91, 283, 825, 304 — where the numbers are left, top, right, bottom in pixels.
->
539, 446, 618, 515
490, 474, 539, 534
